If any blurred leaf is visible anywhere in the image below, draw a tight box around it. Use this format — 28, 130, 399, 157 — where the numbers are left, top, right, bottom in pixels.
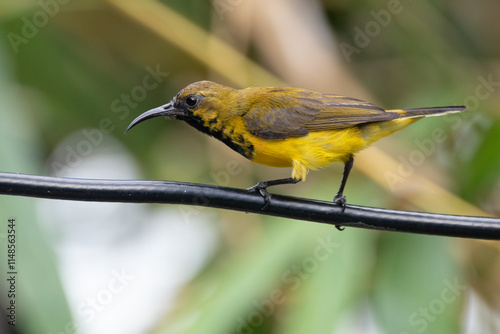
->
152, 219, 311, 334
276, 228, 376, 334
456, 121, 500, 202
371, 234, 464, 334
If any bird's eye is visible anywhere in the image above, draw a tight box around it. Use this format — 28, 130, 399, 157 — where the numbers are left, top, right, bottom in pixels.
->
185, 95, 199, 108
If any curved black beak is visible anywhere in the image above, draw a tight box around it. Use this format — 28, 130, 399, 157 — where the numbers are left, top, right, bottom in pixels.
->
125, 101, 181, 133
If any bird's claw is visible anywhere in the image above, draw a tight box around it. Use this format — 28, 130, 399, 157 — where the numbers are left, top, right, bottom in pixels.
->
333, 194, 347, 231
247, 182, 272, 210
334, 194, 347, 213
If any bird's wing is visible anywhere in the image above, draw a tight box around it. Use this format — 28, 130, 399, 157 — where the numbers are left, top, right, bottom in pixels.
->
243, 90, 399, 139
303, 94, 400, 131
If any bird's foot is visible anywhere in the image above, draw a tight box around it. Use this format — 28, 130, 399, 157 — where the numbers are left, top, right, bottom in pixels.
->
334, 194, 346, 212
333, 194, 346, 231
247, 182, 272, 210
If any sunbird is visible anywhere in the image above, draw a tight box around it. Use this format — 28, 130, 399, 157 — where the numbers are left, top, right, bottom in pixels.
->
126, 81, 465, 209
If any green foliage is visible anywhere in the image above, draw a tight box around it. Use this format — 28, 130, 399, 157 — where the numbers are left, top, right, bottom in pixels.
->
0, 41, 73, 333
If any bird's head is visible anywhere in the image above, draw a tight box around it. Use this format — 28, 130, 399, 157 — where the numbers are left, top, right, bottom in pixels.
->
125, 80, 236, 133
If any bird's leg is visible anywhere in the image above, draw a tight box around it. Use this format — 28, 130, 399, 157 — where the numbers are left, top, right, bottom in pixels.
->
334, 155, 354, 212
248, 177, 300, 210
332, 155, 354, 231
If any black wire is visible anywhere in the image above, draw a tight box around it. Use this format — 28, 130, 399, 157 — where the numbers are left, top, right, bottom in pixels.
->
0, 172, 498, 240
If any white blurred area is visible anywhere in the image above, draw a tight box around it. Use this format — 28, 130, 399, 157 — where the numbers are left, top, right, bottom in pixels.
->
37, 130, 219, 334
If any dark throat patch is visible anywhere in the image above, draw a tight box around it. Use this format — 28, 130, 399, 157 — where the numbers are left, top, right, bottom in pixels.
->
180, 114, 255, 160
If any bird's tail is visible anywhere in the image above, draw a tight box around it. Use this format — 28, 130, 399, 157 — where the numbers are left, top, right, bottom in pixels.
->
390, 105, 466, 118
361, 105, 466, 144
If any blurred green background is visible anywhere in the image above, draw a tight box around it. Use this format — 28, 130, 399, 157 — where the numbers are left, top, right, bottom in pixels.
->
0, 0, 499, 333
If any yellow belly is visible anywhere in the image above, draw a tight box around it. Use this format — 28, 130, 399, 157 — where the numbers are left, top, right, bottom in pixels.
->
248, 127, 367, 177
243, 117, 419, 181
